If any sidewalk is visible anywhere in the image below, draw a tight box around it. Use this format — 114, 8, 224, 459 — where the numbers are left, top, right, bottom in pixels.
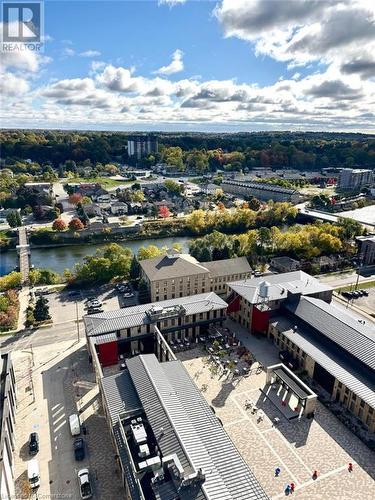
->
17, 286, 30, 331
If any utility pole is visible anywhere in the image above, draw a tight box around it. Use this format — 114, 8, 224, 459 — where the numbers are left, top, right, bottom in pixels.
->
355, 253, 363, 291
76, 301, 80, 342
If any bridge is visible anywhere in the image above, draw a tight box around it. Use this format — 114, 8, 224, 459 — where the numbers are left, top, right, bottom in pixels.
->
16, 227, 31, 285
297, 207, 375, 228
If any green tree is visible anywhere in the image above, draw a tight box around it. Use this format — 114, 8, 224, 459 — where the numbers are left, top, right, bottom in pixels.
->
138, 279, 150, 304
6, 210, 22, 228
0, 272, 22, 291
129, 255, 141, 281
34, 296, 50, 322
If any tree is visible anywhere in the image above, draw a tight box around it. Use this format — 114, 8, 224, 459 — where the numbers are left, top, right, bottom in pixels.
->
158, 205, 171, 218
129, 255, 141, 281
6, 210, 22, 228
248, 197, 261, 211
33, 296, 50, 322
164, 180, 183, 195
0, 271, 22, 292
68, 193, 82, 205
138, 279, 151, 304
138, 245, 166, 261
52, 218, 67, 231
80, 196, 92, 205
68, 218, 84, 231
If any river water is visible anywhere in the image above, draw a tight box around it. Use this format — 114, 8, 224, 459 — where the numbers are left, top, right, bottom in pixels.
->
0, 236, 192, 276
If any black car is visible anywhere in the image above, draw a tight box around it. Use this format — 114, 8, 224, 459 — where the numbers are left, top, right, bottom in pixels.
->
29, 432, 39, 455
74, 438, 85, 461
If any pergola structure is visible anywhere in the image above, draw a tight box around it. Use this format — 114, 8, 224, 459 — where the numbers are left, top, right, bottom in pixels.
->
265, 363, 317, 420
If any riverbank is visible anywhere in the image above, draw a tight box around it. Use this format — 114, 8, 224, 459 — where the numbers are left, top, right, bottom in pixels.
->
0, 235, 193, 276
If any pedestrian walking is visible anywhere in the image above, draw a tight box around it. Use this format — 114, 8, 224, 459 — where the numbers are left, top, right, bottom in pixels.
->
285, 484, 291, 495
275, 467, 281, 477
312, 470, 318, 480
348, 462, 353, 472
290, 482, 295, 493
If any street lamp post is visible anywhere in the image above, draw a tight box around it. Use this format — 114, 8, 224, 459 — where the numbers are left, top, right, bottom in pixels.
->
75, 301, 80, 342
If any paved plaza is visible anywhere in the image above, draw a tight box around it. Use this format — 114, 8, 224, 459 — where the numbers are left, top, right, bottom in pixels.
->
178, 345, 375, 499
12, 340, 123, 500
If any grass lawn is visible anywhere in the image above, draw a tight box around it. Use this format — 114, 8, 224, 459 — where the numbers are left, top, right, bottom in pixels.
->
336, 280, 375, 292
63, 177, 133, 189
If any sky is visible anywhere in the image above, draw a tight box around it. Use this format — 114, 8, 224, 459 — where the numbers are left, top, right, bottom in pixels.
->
1, 0, 375, 132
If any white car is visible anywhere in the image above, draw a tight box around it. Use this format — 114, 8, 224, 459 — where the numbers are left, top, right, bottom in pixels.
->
77, 469, 93, 499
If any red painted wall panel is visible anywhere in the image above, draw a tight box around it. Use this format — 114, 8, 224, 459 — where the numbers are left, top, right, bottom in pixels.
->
251, 306, 270, 334
227, 295, 241, 313
98, 341, 118, 367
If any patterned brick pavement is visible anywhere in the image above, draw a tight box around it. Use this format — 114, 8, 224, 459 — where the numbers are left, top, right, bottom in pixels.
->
178, 347, 375, 500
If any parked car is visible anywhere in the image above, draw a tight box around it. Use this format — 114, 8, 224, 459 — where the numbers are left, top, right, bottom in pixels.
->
28, 432, 39, 455
86, 299, 102, 309
74, 438, 85, 461
77, 469, 93, 499
87, 307, 103, 315
69, 414, 81, 436
27, 459, 40, 489
362, 289, 369, 296
351, 291, 360, 299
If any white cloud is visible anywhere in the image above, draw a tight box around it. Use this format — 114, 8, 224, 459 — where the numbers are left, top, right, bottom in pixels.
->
0, 73, 29, 96
155, 49, 184, 75
215, 0, 375, 70
62, 47, 75, 57
158, 0, 186, 6
79, 50, 101, 58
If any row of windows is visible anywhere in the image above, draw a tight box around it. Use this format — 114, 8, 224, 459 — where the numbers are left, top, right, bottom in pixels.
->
154, 272, 251, 289
274, 327, 373, 425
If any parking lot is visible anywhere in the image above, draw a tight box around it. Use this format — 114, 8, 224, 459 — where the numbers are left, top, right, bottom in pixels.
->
38, 283, 137, 325
13, 339, 124, 499
336, 285, 375, 318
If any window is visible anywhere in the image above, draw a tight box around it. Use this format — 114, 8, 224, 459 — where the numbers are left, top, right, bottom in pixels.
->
360, 400, 365, 408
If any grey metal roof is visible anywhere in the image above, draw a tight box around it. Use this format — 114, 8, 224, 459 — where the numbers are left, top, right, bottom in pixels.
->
228, 271, 332, 305
127, 354, 269, 500
101, 371, 142, 424
140, 253, 208, 281
285, 296, 375, 370
222, 180, 298, 195
271, 315, 375, 409
162, 361, 269, 500
84, 292, 227, 337
203, 256, 252, 277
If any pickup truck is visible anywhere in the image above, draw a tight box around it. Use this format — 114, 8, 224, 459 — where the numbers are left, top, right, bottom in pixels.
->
77, 468, 93, 499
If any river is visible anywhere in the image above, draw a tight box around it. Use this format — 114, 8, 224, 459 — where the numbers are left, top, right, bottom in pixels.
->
0, 236, 193, 276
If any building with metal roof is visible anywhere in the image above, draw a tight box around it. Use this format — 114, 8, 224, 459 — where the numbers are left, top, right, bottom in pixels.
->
285, 296, 375, 371
226, 271, 332, 336
221, 180, 301, 203
268, 297, 375, 435
140, 251, 252, 302
84, 293, 227, 368
100, 353, 269, 500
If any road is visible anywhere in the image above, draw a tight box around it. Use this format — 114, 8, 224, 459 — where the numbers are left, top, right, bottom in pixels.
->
0, 320, 82, 353
318, 266, 375, 288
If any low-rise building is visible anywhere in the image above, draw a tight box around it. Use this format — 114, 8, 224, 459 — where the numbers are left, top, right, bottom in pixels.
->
110, 201, 128, 215
140, 251, 252, 302
356, 235, 375, 265
0, 354, 17, 500
100, 353, 269, 500
270, 256, 301, 273
226, 271, 332, 334
221, 180, 301, 203
84, 292, 227, 366
268, 296, 375, 434
338, 168, 373, 190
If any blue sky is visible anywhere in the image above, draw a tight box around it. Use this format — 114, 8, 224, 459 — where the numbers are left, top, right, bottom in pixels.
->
1, 0, 374, 131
